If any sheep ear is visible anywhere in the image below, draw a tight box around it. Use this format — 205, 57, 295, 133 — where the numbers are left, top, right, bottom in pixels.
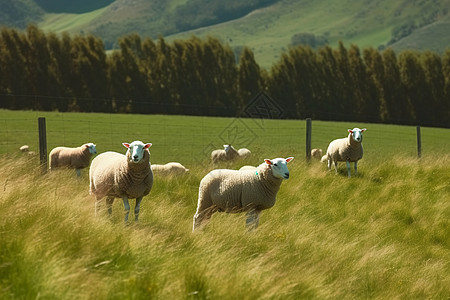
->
144, 143, 152, 149
348, 129, 353, 133
264, 159, 272, 165
122, 143, 130, 149
286, 157, 294, 163
361, 128, 367, 132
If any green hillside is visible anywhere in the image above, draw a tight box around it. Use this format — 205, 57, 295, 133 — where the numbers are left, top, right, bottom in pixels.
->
1, 0, 449, 68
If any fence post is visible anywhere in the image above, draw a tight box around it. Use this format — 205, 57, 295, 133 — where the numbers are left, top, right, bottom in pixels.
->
416, 125, 421, 158
306, 118, 312, 162
38, 117, 47, 174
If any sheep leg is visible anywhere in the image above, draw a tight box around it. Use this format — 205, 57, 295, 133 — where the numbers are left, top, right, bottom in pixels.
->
333, 160, 339, 173
106, 197, 114, 215
192, 208, 214, 231
246, 210, 260, 230
122, 197, 131, 222
134, 197, 143, 221
354, 161, 358, 175
76, 169, 81, 177
346, 161, 351, 177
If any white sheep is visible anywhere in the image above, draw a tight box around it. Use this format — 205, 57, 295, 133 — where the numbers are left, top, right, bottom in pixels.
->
193, 156, 294, 231
239, 165, 256, 171
237, 148, 252, 159
19, 145, 29, 152
49, 143, 97, 176
89, 141, 153, 222
325, 128, 366, 177
311, 148, 323, 160
211, 144, 239, 163
151, 162, 189, 176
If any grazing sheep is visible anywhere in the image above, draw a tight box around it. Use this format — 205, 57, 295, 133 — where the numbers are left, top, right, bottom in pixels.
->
325, 128, 366, 177
151, 162, 189, 176
89, 141, 153, 222
19, 145, 29, 152
311, 148, 323, 160
211, 144, 239, 163
193, 156, 294, 231
49, 143, 97, 176
237, 148, 252, 159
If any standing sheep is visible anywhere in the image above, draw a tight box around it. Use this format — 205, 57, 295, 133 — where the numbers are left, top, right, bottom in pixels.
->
193, 156, 294, 231
325, 128, 366, 177
49, 143, 97, 176
89, 141, 153, 222
211, 144, 239, 163
151, 162, 189, 176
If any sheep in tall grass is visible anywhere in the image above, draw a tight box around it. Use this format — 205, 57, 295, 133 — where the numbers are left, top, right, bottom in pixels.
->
151, 162, 189, 176
211, 144, 239, 163
193, 157, 294, 231
49, 143, 97, 176
237, 148, 252, 159
89, 141, 153, 222
311, 148, 323, 160
324, 128, 366, 177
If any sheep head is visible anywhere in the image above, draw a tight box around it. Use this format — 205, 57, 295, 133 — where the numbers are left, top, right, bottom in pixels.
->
264, 157, 294, 179
348, 128, 366, 143
123, 141, 152, 163
85, 143, 97, 154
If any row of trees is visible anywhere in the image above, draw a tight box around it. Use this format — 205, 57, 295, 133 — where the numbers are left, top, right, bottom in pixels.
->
0, 25, 449, 127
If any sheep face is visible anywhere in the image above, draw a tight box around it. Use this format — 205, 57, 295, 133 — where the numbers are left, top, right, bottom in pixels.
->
264, 157, 294, 179
223, 144, 232, 153
348, 128, 366, 143
86, 143, 97, 154
123, 141, 152, 163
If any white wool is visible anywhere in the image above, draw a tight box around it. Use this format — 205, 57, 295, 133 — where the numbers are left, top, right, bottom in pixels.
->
325, 128, 366, 177
239, 165, 256, 171
193, 157, 294, 231
151, 162, 189, 176
211, 144, 239, 163
89, 141, 153, 222
19, 145, 29, 152
237, 148, 251, 159
49, 143, 97, 176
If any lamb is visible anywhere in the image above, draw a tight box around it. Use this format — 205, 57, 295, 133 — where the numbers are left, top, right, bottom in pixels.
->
211, 144, 239, 163
151, 162, 189, 176
237, 148, 251, 159
324, 128, 366, 177
193, 156, 294, 231
89, 141, 153, 222
311, 148, 323, 160
49, 143, 97, 176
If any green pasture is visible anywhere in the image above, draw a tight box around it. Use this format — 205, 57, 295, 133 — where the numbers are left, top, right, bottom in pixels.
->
1, 109, 448, 166
0, 109, 449, 299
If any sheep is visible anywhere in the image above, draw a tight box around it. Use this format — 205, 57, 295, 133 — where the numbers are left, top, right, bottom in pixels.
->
89, 141, 153, 222
237, 148, 252, 159
325, 128, 366, 177
311, 148, 323, 160
151, 162, 189, 176
19, 145, 36, 156
211, 144, 239, 163
239, 165, 256, 171
49, 143, 97, 176
193, 156, 294, 231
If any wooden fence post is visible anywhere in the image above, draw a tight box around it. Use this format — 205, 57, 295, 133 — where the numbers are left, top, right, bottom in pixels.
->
38, 117, 47, 174
306, 118, 312, 162
416, 126, 421, 158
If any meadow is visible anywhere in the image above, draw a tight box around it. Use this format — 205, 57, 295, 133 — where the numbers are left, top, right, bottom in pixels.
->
0, 109, 449, 299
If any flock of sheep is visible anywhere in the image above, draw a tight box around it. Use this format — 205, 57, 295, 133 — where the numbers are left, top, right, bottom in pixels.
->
40, 127, 366, 230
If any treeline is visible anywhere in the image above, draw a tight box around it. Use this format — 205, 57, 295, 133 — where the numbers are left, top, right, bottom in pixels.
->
0, 25, 449, 127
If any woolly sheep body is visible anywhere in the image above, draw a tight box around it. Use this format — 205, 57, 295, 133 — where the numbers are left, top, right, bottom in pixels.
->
151, 162, 189, 176
211, 144, 239, 163
89, 141, 153, 222
49, 143, 97, 176
193, 157, 294, 231
239, 165, 256, 171
325, 128, 366, 177
237, 148, 251, 159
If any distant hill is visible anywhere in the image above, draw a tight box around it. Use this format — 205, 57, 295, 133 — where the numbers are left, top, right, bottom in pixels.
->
1, 0, 449, 68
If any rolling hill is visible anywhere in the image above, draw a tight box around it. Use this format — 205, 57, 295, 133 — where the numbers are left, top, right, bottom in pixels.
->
1, 0, 449, 68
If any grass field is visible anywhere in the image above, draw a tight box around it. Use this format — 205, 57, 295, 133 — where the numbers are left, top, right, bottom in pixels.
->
0, 109, 449, 299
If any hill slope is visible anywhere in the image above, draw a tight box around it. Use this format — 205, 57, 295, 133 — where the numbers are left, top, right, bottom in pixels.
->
1, 0, 449, 68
